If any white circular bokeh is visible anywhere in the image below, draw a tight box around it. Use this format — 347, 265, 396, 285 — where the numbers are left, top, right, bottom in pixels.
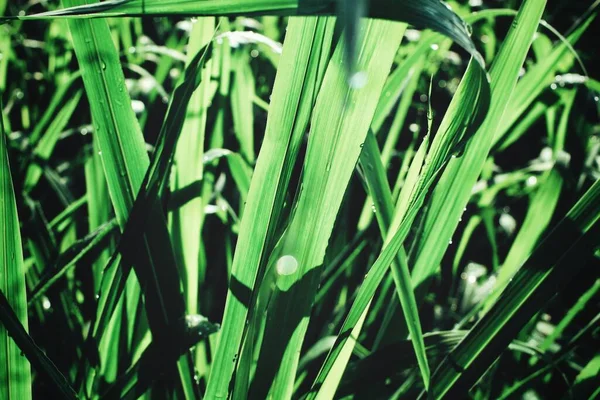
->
276, 255, 298, 276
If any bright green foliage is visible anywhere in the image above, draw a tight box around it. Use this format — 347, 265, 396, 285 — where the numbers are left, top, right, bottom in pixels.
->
0, 0, 598, 399
1, 98, 32, 400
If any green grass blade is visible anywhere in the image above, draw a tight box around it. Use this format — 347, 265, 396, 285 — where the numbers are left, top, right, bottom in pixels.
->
24, 87, 82, 191
339, 330, 467, 396
1, 95, 33, 400
16, 0, 482, 64
247, 20, 405, 398
27, 220, 119, 305
0, 291, 78, 400
357, 131, 430, 389
568, 352, 600, 399
90, 18, 213, 339
307, 11, 490, 400
538, 278, 600, 354
231, 50, 256, 163
84, 137, 113, 293
170, 17, 215, 316
492, 15, 594, 148
426, 178, 600, 399
487, 168, 563, 304
204, 17, 335, 399
409, 0, 546, 301
308, 158, 442, 398
63, 0, 187, 335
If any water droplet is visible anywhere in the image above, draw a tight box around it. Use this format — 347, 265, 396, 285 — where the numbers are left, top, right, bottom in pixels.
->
95, 294, 100, 300
464, 22, 473, 36
131, 99, 146, 114
371, 204, 377, 213
448, 239, 453, 245
550, 83, 557, 90
276, 255, 298, 276
349, 71, 367, 90
42, 297, 51, 310
430, 43, 439, 51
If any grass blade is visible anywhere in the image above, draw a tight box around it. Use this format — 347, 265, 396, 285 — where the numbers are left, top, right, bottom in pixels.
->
16, 0, 481, 65
249, 19, 405, 399
205, 16, 335, 399
426, 178, 600, 398
409, 0, 546, 302
1, 94, 33, 400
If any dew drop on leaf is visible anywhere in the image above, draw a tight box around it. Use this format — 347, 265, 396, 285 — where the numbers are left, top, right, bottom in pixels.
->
276, 255, 298, 276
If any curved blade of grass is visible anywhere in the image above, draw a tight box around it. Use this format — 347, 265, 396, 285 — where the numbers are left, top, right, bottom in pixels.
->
425, 178, 600, 399
538, 278, 600, 354
308, 47, 490, 400
484, 88, 576, 310
409, 0, 546, 302
90, 29, 213, 344
0, 96, 33, 400
15, 0, 482, 66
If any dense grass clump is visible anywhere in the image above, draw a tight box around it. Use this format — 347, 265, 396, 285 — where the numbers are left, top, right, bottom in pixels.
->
0, 0, 598, 399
